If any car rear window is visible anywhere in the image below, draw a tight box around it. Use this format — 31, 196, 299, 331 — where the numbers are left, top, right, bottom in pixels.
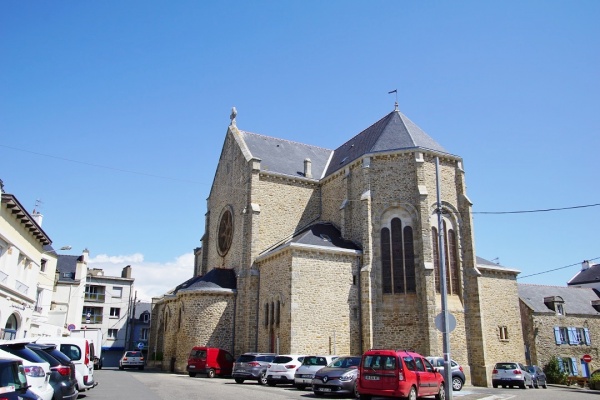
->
47, 349, 72, 365
362, 355, 397, 370
302, 356, 329, 366
495, 363, 517, 370
126, 351, 142, 357
0, 345, 46, 364
29, 348, 60, 367
272, 356, 293, 363
59, 345, 81, 361
190, 349, 207, 358
257, 355, 275, 362
237, 355, 256, 363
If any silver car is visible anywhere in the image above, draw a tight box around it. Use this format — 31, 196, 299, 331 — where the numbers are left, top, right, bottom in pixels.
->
426, 356, 466, 391
294, 355, 337, 390
312, 356, 361, 398
232, 352, 276, 385
492, 362, 533, 389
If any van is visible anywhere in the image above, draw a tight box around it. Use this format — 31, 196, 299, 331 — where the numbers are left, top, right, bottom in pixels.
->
357, 349, 445, 400
34, 337, 97, 393
186, 347, 234, 378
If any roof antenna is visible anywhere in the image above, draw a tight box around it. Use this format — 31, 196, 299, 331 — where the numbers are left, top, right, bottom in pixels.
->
388, 89, 398, 111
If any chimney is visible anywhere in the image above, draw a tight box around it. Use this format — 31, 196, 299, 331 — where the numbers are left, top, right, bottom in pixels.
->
31, 209, 43, 227
304, 158, 312, 179
122, 265, 132, 278
82, 248, 89, 263
582, 260, 591, 270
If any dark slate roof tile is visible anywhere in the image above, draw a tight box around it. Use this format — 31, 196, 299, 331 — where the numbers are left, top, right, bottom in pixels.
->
325, 110, 450, 176
176, 268, 237, 293
518, 283, 600, 315
240, 131, 332, 179
568, 263, 600, 285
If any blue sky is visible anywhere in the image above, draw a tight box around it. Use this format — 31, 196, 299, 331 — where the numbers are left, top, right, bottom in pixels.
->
1, 1, 599, 301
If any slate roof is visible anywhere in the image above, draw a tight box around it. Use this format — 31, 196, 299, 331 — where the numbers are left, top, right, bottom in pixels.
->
240, 131, 333, 179
134, 302, 152, 319
324, 109, 450, 176
263, 222, 361, 255
174, 268, 237, 294
518, 283, 600, 315
56, 254, 84, 283
568, 263, 600, 285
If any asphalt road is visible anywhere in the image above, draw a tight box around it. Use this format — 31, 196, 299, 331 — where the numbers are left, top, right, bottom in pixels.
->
86, 368, 600, 400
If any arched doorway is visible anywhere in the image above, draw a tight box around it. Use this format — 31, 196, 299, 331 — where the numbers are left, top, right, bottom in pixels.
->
2, 313, 19, 339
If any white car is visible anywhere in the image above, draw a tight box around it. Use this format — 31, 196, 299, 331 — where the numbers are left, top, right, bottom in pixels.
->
265, 354, 305, 386
294, 355, 337, 390
35, 337, 97, 392
0, 347, 54, 400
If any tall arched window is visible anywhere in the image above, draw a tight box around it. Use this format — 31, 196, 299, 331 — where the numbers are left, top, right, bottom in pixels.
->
432, 220, 460, 295
381, 217, 416, 294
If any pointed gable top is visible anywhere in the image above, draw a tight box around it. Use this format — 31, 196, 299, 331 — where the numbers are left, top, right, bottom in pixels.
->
325, 109, 451, 177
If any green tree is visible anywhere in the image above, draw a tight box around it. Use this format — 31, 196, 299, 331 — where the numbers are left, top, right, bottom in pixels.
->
543, 356, 568, 385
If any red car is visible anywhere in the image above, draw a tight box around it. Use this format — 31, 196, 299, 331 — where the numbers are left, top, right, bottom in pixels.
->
357, 349, 445, 400
186, 347, 234, 378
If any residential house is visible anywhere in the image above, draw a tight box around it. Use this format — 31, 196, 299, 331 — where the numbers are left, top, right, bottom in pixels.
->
51, 251, 89, 332
519, 283, 600, 378
83, 266, 134, 367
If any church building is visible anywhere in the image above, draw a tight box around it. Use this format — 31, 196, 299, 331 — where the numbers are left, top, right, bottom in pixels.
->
149, 104, 525, 386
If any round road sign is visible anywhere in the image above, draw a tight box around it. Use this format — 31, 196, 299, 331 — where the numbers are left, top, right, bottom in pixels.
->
583, 354, 592, 363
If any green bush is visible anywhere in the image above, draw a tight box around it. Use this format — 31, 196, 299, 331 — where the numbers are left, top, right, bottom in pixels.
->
543, 356, 568, 385
589, 373, 600, 390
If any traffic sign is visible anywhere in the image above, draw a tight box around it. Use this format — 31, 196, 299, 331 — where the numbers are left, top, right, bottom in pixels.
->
583, 354, 592, 363
137, 342, 144, 350
67, 324, 76, 331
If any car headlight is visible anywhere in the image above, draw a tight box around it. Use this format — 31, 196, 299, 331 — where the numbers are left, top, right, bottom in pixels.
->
339, 373, 354, 382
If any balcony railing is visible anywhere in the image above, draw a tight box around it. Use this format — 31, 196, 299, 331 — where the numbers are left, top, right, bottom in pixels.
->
84, 293, 106, 302
81, 315, 103, 324
15, 280, 29, 296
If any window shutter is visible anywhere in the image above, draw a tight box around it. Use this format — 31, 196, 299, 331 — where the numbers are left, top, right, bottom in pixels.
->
558, 357, 564, 372
584, 328, 591, 345
582, 360, 589, 377
567, 327, 577, 345
554, 327, 561, 344
571, 357, 578, 376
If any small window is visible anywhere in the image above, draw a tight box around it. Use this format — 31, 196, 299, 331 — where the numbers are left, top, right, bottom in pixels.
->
499, 326, 509, 341
557, 304, 565, 315
142, 312, 150, 323
141, 328, 149, 340
108, 329, 118, 339
40, 259, 47, 273
112, 287, 123, 298
110, 308, 120, 318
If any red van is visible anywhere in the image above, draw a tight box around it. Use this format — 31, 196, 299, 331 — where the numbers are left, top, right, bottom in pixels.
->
186, 347, 235, 378
357, 349, 445, 400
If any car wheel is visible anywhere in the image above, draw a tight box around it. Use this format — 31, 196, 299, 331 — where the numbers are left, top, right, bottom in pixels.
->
188, 372, 197, 377
295, 384, 305, 390
519, 381, 526, 389
314, 392, 324, 397
435, 384, 445, 400
139, 366, 144, 370
492, 383, 498, 388
359, 395, 372, 400
119, 366, 124, 370
543, 380, 548, 389
259, 372, 268, 385
267, 381, 276, 387
533, 378, 538, 388
234, 378, 244, 384
452, 376, 463, 391
353, 381, 360, 399
207, 369, 216, 378
408, 386, 417, 400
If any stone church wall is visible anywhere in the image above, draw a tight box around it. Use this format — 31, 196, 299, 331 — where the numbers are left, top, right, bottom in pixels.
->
257, 248, 361, 355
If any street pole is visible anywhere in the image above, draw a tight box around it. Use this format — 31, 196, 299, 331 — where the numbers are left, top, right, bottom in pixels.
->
436, 157, 452, 400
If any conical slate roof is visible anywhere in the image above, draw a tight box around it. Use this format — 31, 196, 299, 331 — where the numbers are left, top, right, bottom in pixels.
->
325, 109, 449, 176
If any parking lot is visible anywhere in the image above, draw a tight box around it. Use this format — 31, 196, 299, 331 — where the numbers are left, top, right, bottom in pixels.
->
87, 367, 600, 400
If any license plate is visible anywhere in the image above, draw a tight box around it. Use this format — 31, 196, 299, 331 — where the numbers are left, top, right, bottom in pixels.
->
365, 375, 380, 380
235, 369, 245, 373
501, 378, 511, 380
302, 374, 313, 378
189, 366, 195, 368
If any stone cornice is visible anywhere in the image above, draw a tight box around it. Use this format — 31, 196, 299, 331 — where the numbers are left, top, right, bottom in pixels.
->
255, 242, 362, 264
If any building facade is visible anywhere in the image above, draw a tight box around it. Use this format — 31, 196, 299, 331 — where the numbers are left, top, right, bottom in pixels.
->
150, 106, 526, 386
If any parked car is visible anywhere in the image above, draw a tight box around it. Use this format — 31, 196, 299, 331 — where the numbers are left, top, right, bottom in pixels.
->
357, 349, 444, 400
26, 343, 78, 400
232, 352, 276, 385
119, 351, 144, 370
265, 354, 305, 386
186, 347, 234, 378
294, 355, 337, 390
35, 337, 97, 393
426, 356, 466, 391
525, 365, 547, 389
0, 345, 54, 400
0, 358, 43, 400
312, 355, 361, 398
492, 362, 533, 389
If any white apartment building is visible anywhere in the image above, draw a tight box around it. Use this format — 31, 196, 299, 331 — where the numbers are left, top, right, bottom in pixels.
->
83, 266, 134, 367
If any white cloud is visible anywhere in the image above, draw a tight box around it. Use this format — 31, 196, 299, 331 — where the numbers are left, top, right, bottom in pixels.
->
88, 252, 194, 302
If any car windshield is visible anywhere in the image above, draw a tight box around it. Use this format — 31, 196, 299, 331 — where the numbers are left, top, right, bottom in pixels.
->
190, 349, 207, 358
0, 362, 28, 390
125, 351, 142, 357
302, 356, 329, 366
329, 357, 361, 368
495, 363, 517, 370
272, 356, 293, 364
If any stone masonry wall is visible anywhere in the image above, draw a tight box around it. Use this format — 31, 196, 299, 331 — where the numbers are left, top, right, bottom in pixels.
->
257, 248, 361, 356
